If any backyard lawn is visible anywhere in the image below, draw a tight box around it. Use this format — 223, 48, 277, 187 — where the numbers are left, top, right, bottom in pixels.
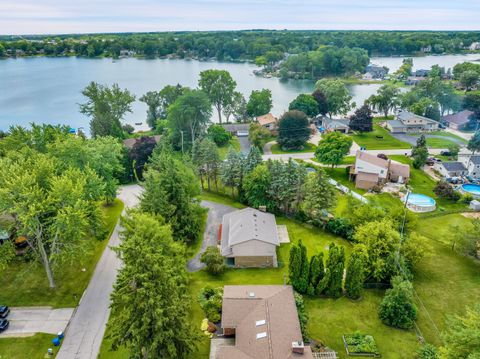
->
323, 167, 367, 195
350, 124, 411, 150
218, 137, 241, 159
408, 131, 468, 149
313, 156, 355, 166
0, 199, 124, 308
270, 142, 317, 154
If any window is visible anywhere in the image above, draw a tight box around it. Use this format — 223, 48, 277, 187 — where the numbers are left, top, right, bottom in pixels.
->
256, 332, 267, 339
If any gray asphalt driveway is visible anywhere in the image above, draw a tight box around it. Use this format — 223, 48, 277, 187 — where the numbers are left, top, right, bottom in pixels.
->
187, 200, 237, 272
0, 307, 74, 338
57, 184, 143, 359
391, 133, 465, 146
237, 136, 251, 154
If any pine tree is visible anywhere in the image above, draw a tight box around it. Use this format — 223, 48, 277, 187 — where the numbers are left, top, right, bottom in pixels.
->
325, 243, 345, 298
289, 244, 301, 290
244, 146, 262, 173
345, 245, 367, 299
307, 253, 325, 296
297, 240, 310, 294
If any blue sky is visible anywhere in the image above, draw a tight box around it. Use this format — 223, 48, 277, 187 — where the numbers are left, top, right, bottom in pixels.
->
1, 0, 480, 35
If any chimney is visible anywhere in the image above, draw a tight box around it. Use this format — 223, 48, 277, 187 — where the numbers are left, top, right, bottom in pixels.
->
292, 341, 305, 354
258, 205, 267, 212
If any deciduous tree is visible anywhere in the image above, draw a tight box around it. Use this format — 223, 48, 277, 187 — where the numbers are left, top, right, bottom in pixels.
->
349, 104, 373, 132
378, 276, 418, 329
367, 84, 400, 118
315, 79, 352, 117
277, 110, 311, 150
200, 246, 226, 275
289, 94, 319, 118
315, 131, 352, 167
198, 69, 237, 123
246, 89, 273, 118
345, 245, 367, 299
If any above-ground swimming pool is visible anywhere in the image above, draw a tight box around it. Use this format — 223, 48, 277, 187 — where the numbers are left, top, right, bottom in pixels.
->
404, 193, 436, 212
461, 184, 480, 198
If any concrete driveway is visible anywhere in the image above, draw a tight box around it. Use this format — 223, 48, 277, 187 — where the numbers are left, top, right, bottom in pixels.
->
237, 136, 251, 154
0, 307, 74, 338
57, 184, 143, 359
187, 200, 237, 272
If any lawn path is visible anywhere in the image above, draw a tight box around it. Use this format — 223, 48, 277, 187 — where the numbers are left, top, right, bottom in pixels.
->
57, 184, 143, 359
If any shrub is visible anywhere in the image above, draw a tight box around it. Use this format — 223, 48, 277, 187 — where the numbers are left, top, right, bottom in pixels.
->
200, 246, 226, 275
434, 181, 461, 201
344, 332, 380, 355
207, 124, 232, 146
417, 344, 439, 359
459, 193, 474, 204
294, 292, 309, 339
378, 276, 418, 329
326, 218, 354, 241
198, 286, 223, 323
122, 124, 135, 134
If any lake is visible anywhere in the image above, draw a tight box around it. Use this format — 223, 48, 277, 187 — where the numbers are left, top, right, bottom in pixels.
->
0, 53, 478, 133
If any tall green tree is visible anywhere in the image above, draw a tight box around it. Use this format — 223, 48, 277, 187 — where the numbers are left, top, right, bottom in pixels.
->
140, 91, 163, 128
192, 138, 221, 191
314, 79, 352, 117
324, 243, 345, 298
378, 276, 418, 329
412, 134, 429, 169
439, 304, 480, 359
0, 151, 105, 288
220, 148, 245, 198
109, 211, 197, 359
141, 150, 203, 244
467, 131, 480, 154
198, 69, 237, 123
223, 91, 247, 122
315, 131, 353, 167
243, 164, 274, 210
277, 110, 311, 150
301, 169, 337, 221
307, 253, 325, 296
288, 94, 319, 118
367, 84, 400, 118
345, 245, 367, 299
244, 146, 263, 173
312, 89, 329, 116
167, 89, 212, 149
349, 104, 373, 132
289, 240, 309, 294
246, 89, 273, 118
79, 82, 135, 138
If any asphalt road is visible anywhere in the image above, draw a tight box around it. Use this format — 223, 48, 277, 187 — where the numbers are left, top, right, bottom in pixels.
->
237, 135, 251, 154
57, 184, 143, 359
187, 200, 237, 272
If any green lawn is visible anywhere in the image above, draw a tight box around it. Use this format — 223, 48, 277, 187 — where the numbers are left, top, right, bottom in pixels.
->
0, 199, 124, 308
313, 156, 355, 166
0, 334, 58, 359
350, 124, 411, 150
270, 142, 317, 154
218, 137, 241, 159
408, 131, 468, 148
323, 167, 367, 195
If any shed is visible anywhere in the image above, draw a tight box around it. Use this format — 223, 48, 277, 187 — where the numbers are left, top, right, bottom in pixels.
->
470, 200, 480, 211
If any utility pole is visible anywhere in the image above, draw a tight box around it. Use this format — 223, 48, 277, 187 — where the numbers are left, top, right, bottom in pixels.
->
180, 131, 184, 154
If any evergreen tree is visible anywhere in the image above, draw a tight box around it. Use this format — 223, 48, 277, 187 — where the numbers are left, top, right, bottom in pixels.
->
307, 253, 325, 296
109, 211, 198, 358
467, 131, 480, 154
277, 110, 311, 150
243, 164, 275, 210
220, 148, 245, 198
297, 240, 310, 294
345, 245, 367, 299
244, 146, 263, 173
289, 244, 301, 290
349, 104, 374, 132
301, 169, 337, 222
411, 134, 429, 169
325, 243, 345, 298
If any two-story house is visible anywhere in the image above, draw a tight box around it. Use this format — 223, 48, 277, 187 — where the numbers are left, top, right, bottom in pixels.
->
386, 111, 440, 133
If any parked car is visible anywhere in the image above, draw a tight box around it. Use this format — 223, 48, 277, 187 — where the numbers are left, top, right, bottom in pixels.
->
426, 157, 435, 166
440, 150, 451, 156
0, 306, 9, 318
0, 319, 9, 333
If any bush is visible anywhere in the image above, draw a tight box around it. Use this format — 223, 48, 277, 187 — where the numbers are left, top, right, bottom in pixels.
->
207, 124, 232, 146
198, 286, 223, 323
434, 181, 461, 201
378, 276, 418, 329
200, 246, 226, 275
325, 218, 354, 241
294, 292, 308, 339
459, 193, 474, 204
122, 124, 135, 134
417, 344, 439, 359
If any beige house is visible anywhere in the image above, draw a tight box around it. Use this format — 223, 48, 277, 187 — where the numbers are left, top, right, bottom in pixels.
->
220, 208, 279, 268
257, 113, 278, 132
214, 285, 315, 359
386, 111, 439, 133
350, 151, 410, 190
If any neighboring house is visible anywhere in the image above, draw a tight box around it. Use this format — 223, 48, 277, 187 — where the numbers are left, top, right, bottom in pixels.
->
405, 76, 423, 86
214, 285, 315, 359
365, 64, 388, 79
458, 153, 480, 178
222, 123, 250, 136
257, 113, 278, 132
386, 111, 439, 133
122, 135, 161, 149
469, 42, 480, 51
434, 161, 468, 178
442, 110, 474, 131
220, 208, 280, 268
414, 69, 430, 77
350, 150, 410, 190
315, 116, 350, 133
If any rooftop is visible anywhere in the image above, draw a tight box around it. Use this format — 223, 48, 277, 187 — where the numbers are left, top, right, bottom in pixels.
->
443, 110, 474, 125
257, 113, 278, 126
441, 161, 467, 172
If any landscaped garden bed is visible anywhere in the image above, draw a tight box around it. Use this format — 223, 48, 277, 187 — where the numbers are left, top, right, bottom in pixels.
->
343, 332, 381, 357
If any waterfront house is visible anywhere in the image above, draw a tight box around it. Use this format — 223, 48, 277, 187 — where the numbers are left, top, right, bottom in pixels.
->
386, 111, 439, 133
442, 110, 474, 131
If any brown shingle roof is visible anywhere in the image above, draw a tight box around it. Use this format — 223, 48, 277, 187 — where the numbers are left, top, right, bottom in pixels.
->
356, 172, 380, 183
389, 161, 410, 179
443, 110, 474, 125
257, 113, 278, 126
355, 151, 389, 169
218, 285, 313, 359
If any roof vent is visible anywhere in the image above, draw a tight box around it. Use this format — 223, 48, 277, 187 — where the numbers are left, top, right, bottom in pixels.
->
292, 341, 305, 354
255, 320, 266, 326
249, 292, 255, 298
256, 332, 267, 339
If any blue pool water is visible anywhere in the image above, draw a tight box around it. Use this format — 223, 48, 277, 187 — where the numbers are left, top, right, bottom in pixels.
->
406, 193, 436, 207
462, 184, 480, 197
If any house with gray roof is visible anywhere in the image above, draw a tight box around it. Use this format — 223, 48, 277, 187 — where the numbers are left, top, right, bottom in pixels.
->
315, 116, 350, 133
386, 111, 439, 133
214, 285, 316, 359
442, 110, 474, 131
434, 161, 468, 178
221, 208, 280, 268
459, 154, 480, 178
